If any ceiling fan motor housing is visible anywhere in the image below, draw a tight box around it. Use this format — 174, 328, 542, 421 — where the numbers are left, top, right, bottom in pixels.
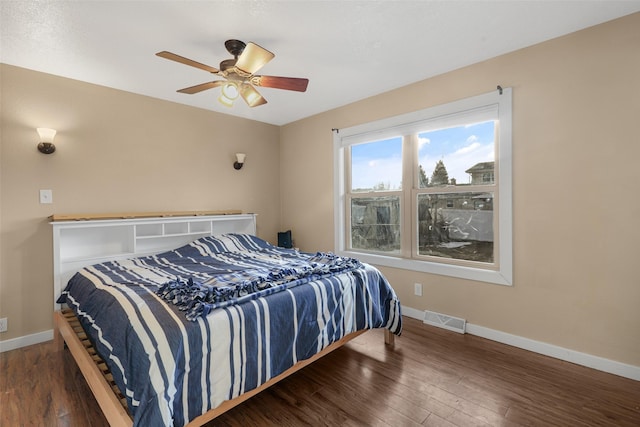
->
219, 59, 237, 72
225, 39, 246, 57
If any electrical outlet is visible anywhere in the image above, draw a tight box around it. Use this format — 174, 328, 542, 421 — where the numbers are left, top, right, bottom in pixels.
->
414, 283, 423, 297
0, 317, 7, 333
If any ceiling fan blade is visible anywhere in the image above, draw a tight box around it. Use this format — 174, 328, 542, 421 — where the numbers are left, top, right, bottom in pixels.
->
177, 81, 226, 94
156, 51, 219, 73
239, 84, 268, 107
251, 75, 309, 92
235, 42, 275, 75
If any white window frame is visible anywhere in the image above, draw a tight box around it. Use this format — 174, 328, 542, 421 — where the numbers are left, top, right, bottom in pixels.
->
333, 88, 513, 285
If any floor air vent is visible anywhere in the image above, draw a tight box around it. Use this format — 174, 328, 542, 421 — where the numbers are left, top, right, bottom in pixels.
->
423, 310, 466, 334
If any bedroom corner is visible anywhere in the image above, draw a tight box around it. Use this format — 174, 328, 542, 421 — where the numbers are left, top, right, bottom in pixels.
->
0, 63, 281, 347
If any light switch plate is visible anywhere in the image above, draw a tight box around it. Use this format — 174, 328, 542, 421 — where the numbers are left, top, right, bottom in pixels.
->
40, 189, 53, 204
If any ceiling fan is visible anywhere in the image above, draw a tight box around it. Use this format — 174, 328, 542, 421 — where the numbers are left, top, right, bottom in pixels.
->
156, 39, 309, 108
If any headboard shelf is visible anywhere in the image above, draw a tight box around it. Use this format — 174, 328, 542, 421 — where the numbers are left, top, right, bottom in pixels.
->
49, 209, 243, 222
51, 212, 256, 310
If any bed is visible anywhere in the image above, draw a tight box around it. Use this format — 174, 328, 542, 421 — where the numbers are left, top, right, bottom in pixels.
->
52, 212, 402, 427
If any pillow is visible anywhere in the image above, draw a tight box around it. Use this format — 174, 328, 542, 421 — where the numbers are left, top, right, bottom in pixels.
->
182, 233, 273, 255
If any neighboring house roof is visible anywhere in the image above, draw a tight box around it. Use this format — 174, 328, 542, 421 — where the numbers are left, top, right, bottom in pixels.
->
465, 162, 495, 174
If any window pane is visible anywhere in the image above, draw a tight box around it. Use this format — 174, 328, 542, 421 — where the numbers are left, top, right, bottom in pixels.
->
351, 137, 402, 192
418, 121, 495, 187
417, 192, 494, 263
351, 196, 400, 253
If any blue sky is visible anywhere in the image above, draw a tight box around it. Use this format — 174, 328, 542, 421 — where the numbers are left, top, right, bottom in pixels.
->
351, 121, 495, 190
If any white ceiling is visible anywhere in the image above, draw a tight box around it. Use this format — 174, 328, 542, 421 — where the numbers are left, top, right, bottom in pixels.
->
2, 1, 639, 126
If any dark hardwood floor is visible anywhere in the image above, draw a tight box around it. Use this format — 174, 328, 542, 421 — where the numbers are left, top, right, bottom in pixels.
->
1, 317, 639, 426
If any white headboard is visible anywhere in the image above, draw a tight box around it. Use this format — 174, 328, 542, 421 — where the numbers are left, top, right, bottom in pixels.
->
51, 212, 257, 310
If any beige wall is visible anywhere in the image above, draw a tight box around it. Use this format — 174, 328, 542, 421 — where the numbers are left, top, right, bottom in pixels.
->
280, 13, 640, 366
0, 65, 280, 340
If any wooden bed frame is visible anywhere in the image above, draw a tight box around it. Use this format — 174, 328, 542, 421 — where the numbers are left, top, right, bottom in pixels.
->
51, 211, 395, 426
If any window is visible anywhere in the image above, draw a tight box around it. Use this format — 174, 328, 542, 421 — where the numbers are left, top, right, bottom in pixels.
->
334, 89, 512, 285
349, 137, 402, 254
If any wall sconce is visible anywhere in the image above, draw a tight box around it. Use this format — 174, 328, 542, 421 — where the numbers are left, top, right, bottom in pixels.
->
37, 128, 57, 154
234, 153, 246, 170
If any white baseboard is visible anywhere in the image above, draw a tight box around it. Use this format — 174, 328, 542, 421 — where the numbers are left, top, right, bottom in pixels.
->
0, 329, 53, 353
466, 324, 640, 381
402, 306, 640, 381
402, 306, 425, 321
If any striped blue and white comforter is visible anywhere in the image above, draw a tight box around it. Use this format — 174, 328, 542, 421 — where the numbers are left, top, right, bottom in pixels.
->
58, 234, 402, 427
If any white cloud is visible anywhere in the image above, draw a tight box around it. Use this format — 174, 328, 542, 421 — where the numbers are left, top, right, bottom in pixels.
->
454, 141, 481, 155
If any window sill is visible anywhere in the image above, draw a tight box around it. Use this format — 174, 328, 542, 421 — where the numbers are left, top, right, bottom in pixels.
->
337, 249, 512, 286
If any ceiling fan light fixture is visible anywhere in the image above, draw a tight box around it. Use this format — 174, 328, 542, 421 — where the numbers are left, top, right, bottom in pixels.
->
221, 82, 239, 100
219, 82, 240, 106
218, 93, 235, 107
244, 92, 260, 105
239, 84, 267, 107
